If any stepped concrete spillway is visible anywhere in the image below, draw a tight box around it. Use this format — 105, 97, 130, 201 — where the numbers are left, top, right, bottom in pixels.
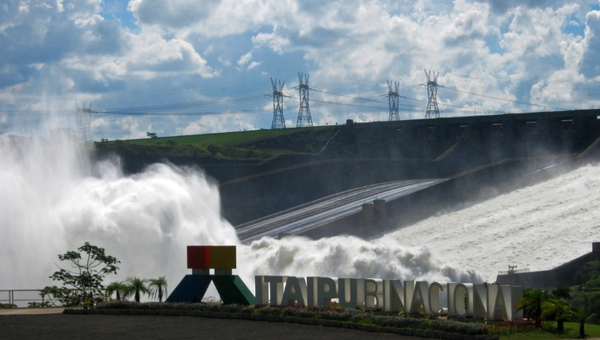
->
235, 179, 444, 244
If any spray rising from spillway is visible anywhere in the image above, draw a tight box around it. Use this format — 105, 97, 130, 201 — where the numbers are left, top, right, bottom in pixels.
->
0, 135, 481, 291
0, 135, 238, 289
387, 163, 600, 282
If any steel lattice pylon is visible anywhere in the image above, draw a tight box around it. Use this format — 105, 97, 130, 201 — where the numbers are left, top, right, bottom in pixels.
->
296, 72, 313, 127
270, 78, 286, 129
76, 102, 93, 142
424, 70, 440, 119
387, 80, 400, 121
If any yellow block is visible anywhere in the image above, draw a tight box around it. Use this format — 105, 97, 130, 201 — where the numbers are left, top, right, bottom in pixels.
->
209, 246, 236, 269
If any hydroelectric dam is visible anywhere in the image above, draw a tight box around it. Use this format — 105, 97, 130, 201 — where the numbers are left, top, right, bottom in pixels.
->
104, 108, 600, 240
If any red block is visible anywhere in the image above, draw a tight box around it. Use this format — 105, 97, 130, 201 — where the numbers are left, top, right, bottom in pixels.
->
187, 246, 210, 269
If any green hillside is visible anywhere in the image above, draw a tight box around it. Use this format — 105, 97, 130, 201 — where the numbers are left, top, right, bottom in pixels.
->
95, 126, 339, 160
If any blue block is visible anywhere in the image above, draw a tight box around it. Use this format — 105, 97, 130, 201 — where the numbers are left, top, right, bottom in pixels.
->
166, 275, 212, 303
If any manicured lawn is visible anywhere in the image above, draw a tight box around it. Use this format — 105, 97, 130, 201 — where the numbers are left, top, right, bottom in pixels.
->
498, 322, 600, 340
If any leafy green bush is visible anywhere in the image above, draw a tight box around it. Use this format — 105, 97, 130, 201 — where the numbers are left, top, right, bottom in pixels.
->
0, 302, 17, 309
28, 301, 52, 308
90, 302, 488, 336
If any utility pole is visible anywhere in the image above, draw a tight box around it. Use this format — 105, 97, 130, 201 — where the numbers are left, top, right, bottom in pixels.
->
270, 78, 286, 129
295, 72, 313, 127
424, 70, 440, 119
386, 80, 400, 121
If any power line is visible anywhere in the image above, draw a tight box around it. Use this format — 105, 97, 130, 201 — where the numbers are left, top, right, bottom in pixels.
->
439, 86, 570, 111
102, 108, 271, 116
98, 94, 265, 114
309, 88, 383, 103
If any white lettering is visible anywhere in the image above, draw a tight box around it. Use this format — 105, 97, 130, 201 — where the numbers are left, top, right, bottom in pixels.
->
339, 278, 364, 308
364, 279, 383, 310
256, 276, 521, 320
281, 276, 307, 306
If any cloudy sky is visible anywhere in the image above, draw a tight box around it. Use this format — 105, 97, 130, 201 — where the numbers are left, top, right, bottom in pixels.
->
1, 0, 600, 140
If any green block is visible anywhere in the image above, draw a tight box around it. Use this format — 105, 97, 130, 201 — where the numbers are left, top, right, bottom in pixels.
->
212, 275, 256, 305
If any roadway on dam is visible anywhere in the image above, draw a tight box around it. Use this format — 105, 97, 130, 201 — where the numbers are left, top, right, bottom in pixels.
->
235, 178, 445, 244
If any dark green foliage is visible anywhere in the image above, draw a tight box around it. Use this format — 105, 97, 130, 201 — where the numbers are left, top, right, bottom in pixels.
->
542, 298, 572, 331
517, 288, 549, 328
106, 281, 128, 301
148, 276, 168, 302
49, 242, 120, 307
91, 302, 487, 336
0, 302, 17, 309
237, 128, 335, 154
123, 277, 150, 303
27, 301, 51, 308
551, 285, 571, 300
37, 286, 86, 307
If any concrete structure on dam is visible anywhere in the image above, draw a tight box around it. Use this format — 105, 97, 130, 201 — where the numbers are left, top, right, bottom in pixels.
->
218, 109, 600, 226
105, 109, 600, 229
496, 243, 600, 289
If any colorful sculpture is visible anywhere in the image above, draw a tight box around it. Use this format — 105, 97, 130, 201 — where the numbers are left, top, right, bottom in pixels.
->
166, 245, 255, 305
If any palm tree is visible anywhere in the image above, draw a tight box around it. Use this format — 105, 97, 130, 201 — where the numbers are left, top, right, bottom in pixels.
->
106, 281, 127, 301
516, 288, 548, 328
123, 277, 150, 303
148, 276, 168, 302
542, 298, 572, 332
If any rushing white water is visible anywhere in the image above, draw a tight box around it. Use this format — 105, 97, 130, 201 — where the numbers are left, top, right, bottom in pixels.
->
0, 135, 238, 290
386, 163, 600, 282
2, 133, 597, 296
0, 134, 480, 293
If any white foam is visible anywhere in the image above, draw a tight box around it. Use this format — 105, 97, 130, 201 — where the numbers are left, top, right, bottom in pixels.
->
2, 132, 597, 294
385, 163, 600, 282
238, 236, 481, 285
0, 135, 238, 289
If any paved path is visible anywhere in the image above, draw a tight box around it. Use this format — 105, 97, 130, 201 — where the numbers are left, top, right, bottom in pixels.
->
0, 313, 424, 340
0, 308, 64, 315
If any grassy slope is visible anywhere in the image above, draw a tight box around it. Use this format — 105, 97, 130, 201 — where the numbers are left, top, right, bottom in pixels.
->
98, 126, 337, 159
498, 322, 600, 339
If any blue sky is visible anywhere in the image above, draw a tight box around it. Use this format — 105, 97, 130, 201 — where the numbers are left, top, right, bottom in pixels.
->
1, 0, 600, 140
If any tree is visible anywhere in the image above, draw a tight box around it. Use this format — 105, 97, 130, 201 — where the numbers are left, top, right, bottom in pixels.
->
551, 285, 571, 300
49, 242, 120, 307
573, 306, 587, 338
516, 288, 548, 328
106, 281, 128, 301
148, 276, 168, 302
542, 298, 572, 332
124, 277, 150, 303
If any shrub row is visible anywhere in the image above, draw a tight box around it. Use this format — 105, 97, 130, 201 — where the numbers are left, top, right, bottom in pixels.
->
88, 302, 491, 338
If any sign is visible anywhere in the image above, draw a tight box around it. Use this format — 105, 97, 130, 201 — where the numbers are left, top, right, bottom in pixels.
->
255, 275, 523, 321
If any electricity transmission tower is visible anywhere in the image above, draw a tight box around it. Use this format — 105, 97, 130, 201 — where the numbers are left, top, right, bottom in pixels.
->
386, 80, 400, 121
270, 78, 286, 129
424, 70, 440, 119
295, 72, 313, 127
76, 102, 93, 142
